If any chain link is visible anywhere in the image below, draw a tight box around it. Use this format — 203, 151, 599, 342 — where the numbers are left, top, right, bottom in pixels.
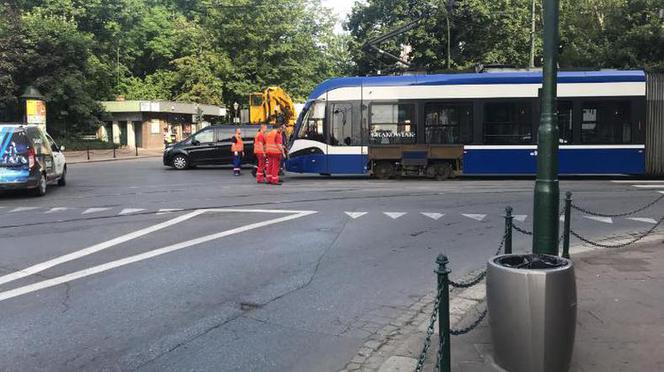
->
415, 286, 443, 372
448, 230, 506, 289
571, 215, 663, 248
512, 223, 533, 236
571, 194, 664, 218
450, 307, 488, 336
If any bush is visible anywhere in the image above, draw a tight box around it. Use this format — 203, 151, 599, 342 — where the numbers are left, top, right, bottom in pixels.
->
55, 137, 118, 151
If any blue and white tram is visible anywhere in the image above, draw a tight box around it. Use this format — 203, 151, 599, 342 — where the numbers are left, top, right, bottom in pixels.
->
286, 70, 647, 176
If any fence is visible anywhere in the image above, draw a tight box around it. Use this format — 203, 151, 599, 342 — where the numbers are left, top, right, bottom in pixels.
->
415, 191, 664, 371
63, 144, 142, 161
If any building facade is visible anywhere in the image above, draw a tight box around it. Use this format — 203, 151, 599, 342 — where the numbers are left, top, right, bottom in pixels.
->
99, 100, 227, 149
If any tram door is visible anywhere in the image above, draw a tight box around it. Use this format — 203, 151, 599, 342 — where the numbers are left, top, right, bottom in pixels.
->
327, 102, 365, 174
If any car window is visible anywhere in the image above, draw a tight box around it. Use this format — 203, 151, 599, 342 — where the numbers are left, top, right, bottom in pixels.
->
26, 127, 51, 155
0, 128, 30, 166
45, 133, 60, 152
215, 128, 236, 142
193, 128, 214, 144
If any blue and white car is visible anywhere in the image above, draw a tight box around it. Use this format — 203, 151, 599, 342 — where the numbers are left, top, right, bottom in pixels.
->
0, 124, 67, 196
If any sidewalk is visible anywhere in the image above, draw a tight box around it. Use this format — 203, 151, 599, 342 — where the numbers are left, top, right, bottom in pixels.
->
64, 148, 163, 164
343, 236, 664, 372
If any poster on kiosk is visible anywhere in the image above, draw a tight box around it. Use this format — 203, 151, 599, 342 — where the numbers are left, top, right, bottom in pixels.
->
26, 99, 46, 128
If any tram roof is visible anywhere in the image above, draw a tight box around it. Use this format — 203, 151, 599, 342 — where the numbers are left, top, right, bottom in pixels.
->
308, 70, 646, 101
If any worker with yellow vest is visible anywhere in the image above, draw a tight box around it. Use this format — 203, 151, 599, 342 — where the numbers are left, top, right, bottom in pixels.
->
265, 123, 285, 185
231, 128, 244, 176
254, 124, 267, 183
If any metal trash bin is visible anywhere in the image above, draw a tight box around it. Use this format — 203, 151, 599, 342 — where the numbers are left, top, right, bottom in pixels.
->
487, 254, 576, 372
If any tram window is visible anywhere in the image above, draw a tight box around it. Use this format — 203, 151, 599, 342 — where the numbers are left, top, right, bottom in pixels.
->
483, 102, 532, 145
297, 102, 325, 142
557, 101, 573, 144
370, 103, 416, 145
331, 103, 360, 146
581, 101, 631, 144
424, 103, 473, 144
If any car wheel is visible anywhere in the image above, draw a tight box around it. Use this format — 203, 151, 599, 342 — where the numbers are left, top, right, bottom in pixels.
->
172, 154, 189, 170
33, 173, 47, 197
57, 166, 67, 186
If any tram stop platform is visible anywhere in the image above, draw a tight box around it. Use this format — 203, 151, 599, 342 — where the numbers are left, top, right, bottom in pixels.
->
446, 237, 664, 372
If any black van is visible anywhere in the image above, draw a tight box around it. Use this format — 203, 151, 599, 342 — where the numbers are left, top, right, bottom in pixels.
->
0, 124, 64, 196
163, 125, 258, 170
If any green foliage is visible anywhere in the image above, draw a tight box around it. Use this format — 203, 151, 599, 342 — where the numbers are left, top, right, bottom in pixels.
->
346, 0, 664, 74
0, 0, 351, 135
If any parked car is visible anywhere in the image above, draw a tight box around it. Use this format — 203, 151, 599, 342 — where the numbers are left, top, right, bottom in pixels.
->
0, 124, 67, 196
163, 125, 258, 170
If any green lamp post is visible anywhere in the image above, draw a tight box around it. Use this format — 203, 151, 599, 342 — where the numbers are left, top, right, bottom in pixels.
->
532, 0, 560, 255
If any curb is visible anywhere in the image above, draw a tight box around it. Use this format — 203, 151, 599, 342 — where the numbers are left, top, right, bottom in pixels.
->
66, 155, 161, 164
341, 231, 664, 372
339, 269, 488, 372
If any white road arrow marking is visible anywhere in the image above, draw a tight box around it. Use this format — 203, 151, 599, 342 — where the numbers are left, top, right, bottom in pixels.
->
0, 210, 206, 287
583, 216, 613, 224
45, 207, 69, 214
9, 207, 39, 213
384, 212, 406, 219
627, 217, 657, 224
119, 208, 145, 215
0, 209, 315, 302
156, 208, 184, 215
82, 207, 111, 215
514, 215, 527, 222
345, 212, 367, 219
421, 212, 444, 220
462, 214, 486, 222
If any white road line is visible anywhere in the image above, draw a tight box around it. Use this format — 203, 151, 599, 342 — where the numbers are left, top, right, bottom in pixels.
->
0, 210, 206, 287
384, 212, 406, 219
9, 207, 39, 213
632, 185, 664, 188
45, 207, 69, 214
119, 208, 145, 215
421, 212, 444, 220
345, 212, 367, 219
462, 213, 486, 222
82, 207, 111, 215
0, 210, 316, 302
611, 180, 664, 183
514, 215, 528, 222
583, 215, 613, 224
626, 217, 657, 224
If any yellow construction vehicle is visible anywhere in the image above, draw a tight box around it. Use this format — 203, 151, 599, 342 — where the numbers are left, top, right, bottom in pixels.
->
249, 87, 297, 136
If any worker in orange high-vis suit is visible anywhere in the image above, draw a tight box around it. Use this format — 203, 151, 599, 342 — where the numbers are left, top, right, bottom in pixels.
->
265, 123, 286, 185
231, 128, 244, 176
253, 124, 267, 183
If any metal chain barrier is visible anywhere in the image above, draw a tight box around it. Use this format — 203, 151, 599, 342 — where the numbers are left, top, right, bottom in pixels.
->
512, 223, 533, 236
450, 307, 488, 336
571, 193, 664, 218
414, 286, 443, 372
448, 230, 506, 289
570, 216, 664, 249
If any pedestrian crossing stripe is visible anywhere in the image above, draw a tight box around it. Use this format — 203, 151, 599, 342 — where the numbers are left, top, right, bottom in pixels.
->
45, 207, 68, 214
421, 212, 444, 220
82, 207, 111, 215
462, 213, 486, 222
583, 216, 613, 224
345, 212, 367, 219
119, 208, 145, 215
9, 207, 39, 213
514, 214, 527, 222
626, 217, 657, 224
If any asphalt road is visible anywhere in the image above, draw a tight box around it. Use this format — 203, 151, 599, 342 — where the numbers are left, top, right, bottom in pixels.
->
1, 158, 662, 371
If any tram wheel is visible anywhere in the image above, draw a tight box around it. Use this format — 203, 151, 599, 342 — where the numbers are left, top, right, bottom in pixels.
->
434, 163, 452, 181
373, 161, 394, 179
